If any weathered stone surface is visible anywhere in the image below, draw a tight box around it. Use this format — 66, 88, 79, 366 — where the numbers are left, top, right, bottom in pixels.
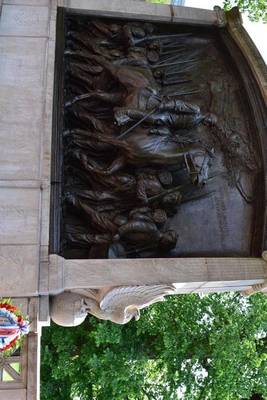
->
0, 5, 49, 36
0, 390, 26, 400
0, 86, 43, 125
0, 37, 46, 121
63, 0, 171, 21
0, 245, 39, 296
26, 333, 39, 399
0, 122, 41, 179
172, 5, 217, 25
48, 255, 267, 293
0, 36, 47, 178
0, 37, 47, 88
39, 8, 56, 247
39, 184, 51, 247
4, 0, 49, 5
0, 188, 40, 244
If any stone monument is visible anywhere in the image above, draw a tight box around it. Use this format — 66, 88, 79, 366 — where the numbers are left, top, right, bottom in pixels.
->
0, 1, 266, 398
48, 6, 267, 327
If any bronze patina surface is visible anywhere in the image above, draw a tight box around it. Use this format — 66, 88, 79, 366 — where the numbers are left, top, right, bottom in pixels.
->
54, 14, 263, 259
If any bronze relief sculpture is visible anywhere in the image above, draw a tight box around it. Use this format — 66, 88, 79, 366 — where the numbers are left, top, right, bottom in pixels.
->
60, 17, 261, 259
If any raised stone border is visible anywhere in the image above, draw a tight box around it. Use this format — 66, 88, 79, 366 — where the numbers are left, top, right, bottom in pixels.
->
62, 0, 220, 25
0, 2, 267, 400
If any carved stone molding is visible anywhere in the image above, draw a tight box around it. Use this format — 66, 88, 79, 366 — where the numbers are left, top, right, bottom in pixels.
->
241, 252, 267, 296
47, 254, 65, 295
242, 280, 267, 296
213, 6, 227, 27
226, 7, 267, 106
61, 0, 223, 26
47, 254, 267, 295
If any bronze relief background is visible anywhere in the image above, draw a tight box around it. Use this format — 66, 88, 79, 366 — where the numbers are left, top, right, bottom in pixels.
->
52, 12, 263, 259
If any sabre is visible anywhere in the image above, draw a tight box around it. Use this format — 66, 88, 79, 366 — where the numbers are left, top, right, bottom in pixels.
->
165, 70, 189, 77
118, 107, 158, 139
181, 190, 215, 204
157, 54, 187, 65
161, 46, 186, 54
118, 87, 200, 139
163, 79, 192, 86
167, 89, 201, 96
134, 33, 191, 45
152, 59, 197, 69
148, 176, 217, 203
147, 184, 185, 204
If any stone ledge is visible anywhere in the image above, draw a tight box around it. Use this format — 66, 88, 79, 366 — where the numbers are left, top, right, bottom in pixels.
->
172, 5, 218, 26
47, 255, 267, 293
3, 0, 49, 5
62, 0, 222, 26
63, 0, 172, 22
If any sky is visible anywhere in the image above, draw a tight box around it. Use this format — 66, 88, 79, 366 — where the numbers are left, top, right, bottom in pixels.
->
185, 0, 267, 63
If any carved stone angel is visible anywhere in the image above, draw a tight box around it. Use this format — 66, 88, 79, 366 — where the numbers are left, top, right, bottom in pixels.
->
51, 285, 176, 326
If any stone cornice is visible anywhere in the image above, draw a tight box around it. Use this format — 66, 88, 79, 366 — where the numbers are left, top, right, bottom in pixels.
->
226, 7, 267, 106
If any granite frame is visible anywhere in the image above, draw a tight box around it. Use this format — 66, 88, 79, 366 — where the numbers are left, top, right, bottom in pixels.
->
0, 2, 267, 400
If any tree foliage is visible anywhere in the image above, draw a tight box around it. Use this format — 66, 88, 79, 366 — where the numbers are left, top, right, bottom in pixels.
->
223, 0, 267, 22
41, 293, 267, 400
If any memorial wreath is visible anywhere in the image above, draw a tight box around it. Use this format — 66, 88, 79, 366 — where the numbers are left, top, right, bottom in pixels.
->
0, 299, 30, 356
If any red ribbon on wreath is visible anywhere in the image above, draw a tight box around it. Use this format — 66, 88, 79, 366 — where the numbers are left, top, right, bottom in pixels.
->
0, 299, 30, 355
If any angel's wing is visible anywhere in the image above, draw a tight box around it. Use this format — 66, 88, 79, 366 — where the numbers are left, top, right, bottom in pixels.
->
71, 288, 99, 301
100, 285, 176, 313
